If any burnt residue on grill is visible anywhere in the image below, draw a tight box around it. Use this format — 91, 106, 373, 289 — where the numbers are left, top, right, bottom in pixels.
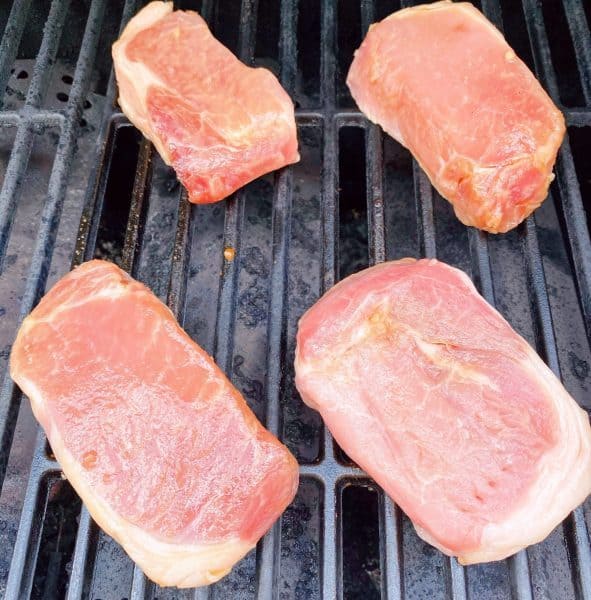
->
0, 0, 590, 599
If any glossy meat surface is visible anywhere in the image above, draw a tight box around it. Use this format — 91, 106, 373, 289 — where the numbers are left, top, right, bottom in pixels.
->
295, 259, 591, 563
112, 2, 299, 204
10, 260, 298, 587
347, 1, 565, 233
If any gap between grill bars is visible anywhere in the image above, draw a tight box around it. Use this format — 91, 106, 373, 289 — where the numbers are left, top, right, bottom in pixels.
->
0, 0, 590, 599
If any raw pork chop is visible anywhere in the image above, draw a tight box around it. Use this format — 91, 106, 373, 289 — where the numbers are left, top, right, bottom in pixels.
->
347, 1, 565, 233
10, 260, 298, 587
112, 1, 299, 204
295, 258, 591, 563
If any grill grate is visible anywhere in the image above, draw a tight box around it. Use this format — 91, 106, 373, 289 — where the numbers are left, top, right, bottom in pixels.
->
0, 0, 591, 599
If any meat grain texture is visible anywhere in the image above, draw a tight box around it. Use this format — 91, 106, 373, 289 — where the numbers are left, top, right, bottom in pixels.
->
112, 1, 299, 204
10, 261, 299, 587
347, 1, 565, 233
295, 258, 591, 563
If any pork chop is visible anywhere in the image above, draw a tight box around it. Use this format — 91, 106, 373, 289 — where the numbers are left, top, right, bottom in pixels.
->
294, 258, 591, 563
346, 1, 565, 233
112, 1, 299, 204
10, 260, 299, 587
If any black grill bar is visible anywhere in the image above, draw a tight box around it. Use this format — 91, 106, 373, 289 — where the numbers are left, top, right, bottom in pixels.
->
121, 140, 153, 276
365, 115, 403, 600
521, 0, 560, 101
365, 123, 386, 266
130, 565, 148, 600
560, 0, 591, 105
213, 192, 245, 372
193, 583, 209, 600
255, 0, 297, 594
0, 4, 29, 96
4, 431, 59, 599
318, 0, 340, 596
509, 553, 534, 600
569, 509, 591, 599
378, 491, 402, 600
255, 160, 293, 600
63, 507, 93, 600
467, 230, 495, 304
0, 110, 65, 126
480, 0, 503, 30
319, 0, 337, 292
167, 196, 194, 318
298, 462, 364, 479
554, 138, 591, 339
359, 2, 402, 598
567, 109, 591, 126
413, 163, 436, 259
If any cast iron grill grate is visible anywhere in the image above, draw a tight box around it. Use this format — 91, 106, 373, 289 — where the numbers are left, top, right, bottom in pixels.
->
0, 0, 590, 598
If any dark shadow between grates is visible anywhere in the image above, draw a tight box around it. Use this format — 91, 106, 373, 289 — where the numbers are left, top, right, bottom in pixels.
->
31, 478, 82, 600
569, 126, 591, 238
93, 123, 142, 266
338, 126, 368, 280
342, 483, 381, 600
540, 0, 586, 107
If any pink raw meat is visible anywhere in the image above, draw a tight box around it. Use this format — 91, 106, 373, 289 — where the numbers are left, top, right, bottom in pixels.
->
295, 258, 591, 563
10, 260, 299, 587
112, 2, 299, 204
347, 1, 565, 233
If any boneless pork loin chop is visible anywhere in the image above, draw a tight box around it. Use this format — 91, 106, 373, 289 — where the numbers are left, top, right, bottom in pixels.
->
112, 1, 299, 204
347, 1, 565, 233
295, 258, 591, 563
10, 260, 299, 588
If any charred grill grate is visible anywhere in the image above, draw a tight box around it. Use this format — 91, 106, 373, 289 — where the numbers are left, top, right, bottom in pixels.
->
0, 0, 590, 598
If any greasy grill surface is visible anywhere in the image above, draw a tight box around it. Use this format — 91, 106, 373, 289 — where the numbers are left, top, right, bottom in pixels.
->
0, 0, 590, 598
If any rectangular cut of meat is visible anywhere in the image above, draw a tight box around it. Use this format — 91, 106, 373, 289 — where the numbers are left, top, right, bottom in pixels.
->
346, 1, 565, 233
112, 1, 299, 204
294, 258, 591, 563
10, 260, 298, 587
